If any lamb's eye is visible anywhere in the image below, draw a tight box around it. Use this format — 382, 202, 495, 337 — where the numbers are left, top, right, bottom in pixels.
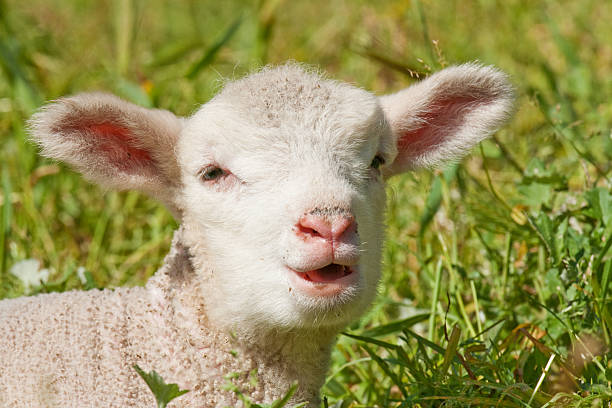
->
199, 166, 226, 181
370, 155, 385, 170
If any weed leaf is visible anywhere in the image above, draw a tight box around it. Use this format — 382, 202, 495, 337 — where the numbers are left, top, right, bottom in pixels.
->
133, 365, 189, 408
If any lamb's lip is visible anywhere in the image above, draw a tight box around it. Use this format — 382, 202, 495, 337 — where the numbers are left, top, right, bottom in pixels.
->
286, 264, 359, 297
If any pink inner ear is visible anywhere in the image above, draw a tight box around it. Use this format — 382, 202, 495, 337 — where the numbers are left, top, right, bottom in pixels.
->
87, 123, 152, 164
397, 126, 434, 158
396, 95, 486, 163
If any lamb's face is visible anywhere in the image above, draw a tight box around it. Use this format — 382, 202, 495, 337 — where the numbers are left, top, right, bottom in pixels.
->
178, 68, 396, 330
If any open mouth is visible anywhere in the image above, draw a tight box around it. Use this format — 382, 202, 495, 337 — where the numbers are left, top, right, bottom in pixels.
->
298, 264, 354, 283
287, 264, 358, 297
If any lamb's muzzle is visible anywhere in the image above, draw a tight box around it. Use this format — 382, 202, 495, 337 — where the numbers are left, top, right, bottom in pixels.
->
295, 210, 359, 264
288, 209, 361, 297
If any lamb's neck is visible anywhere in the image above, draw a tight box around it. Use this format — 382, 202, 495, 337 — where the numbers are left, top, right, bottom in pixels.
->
147, 228, 339, 405
235, 325, 338, 405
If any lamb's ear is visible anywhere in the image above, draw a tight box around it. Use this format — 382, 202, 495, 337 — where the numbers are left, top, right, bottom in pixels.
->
28, 93, 184, 216
380, 63, 514, 176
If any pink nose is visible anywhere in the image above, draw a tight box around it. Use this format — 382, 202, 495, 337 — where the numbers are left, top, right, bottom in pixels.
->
297, 213, 356, 242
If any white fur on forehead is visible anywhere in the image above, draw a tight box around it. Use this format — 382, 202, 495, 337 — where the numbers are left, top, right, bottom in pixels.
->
213, 63, 384, 134
184, 63, 394, 181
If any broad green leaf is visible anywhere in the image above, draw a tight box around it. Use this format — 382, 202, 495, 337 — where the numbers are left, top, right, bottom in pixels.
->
522, 158, 566, 186
585, 188, 612, 226
544, 268, 564, 301
133, 365, 189, 408
517, 182, 553, 209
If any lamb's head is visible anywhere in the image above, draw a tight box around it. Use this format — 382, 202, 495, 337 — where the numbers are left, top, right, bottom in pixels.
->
29, 63, 513, 333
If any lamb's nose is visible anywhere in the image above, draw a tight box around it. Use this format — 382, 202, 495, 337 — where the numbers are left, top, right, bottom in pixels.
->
297, 213, 356, 242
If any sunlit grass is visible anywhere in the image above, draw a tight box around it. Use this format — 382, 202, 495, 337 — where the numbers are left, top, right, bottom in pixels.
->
1, 0, 611, 406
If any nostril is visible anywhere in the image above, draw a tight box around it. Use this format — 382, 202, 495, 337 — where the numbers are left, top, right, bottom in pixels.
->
298, 214, 332, 240
297, 223, 320, 238
297, 213, 356, 242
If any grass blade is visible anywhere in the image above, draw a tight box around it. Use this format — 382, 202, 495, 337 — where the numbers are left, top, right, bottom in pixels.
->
428, 258, 443, 342
113, 0, 134, 75
270, 382, 300, 408
359, 312, 429, 338
438, 324, 461, 376
1, 166, 11, 276
528, 353, 555, 405
342, 332, 398, 350
187, 16, 243, 79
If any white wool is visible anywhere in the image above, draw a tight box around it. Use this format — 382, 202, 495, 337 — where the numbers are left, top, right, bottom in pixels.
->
1, 62, 514, 407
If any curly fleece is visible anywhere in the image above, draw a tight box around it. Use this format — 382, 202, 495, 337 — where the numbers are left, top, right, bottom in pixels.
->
0, 229, 335, 407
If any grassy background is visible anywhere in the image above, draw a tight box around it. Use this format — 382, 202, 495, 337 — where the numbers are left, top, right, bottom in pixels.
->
1, 0, 611, 406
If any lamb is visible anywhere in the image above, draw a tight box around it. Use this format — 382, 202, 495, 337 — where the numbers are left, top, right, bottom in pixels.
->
0, 63, 514, 407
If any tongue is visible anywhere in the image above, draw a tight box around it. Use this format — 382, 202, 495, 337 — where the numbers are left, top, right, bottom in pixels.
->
305, 264, 350, 283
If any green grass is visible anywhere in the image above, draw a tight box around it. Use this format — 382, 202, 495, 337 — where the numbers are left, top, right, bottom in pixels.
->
1, 0, 611, 406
